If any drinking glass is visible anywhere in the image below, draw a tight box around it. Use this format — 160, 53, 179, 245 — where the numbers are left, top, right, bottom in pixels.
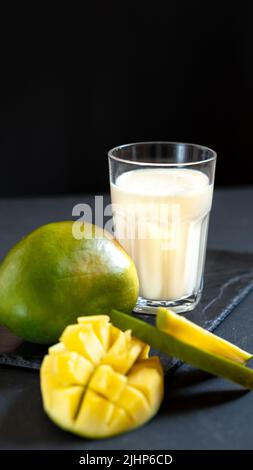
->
108, 142, 216, 314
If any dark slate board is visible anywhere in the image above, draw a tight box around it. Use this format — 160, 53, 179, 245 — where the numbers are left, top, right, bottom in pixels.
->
0, 249, 253, 372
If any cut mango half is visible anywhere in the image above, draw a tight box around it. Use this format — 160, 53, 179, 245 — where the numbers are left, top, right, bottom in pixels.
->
156, 307, 252, 365
40, 315, 164, 439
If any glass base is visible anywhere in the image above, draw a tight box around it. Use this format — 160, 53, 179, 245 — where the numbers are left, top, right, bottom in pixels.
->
133, 289, 202, 315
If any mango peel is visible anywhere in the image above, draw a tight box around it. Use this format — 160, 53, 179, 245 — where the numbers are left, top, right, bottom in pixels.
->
40, 315, 164, 439
156, 307, 252, 365
110, 309, 253, 389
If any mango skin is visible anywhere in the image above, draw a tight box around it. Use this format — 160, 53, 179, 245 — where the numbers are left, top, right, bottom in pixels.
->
0, 222, 139, 344
156, 307, 252, 364
111, 309, 253, 389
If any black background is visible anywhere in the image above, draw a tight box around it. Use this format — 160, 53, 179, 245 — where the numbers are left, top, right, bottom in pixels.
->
0, 1, 252, 196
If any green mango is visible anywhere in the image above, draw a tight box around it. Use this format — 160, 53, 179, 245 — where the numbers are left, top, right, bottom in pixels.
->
0, 222, 139, 344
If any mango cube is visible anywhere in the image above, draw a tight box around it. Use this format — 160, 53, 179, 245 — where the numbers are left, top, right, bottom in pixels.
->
51, 352, 94, 386
89, 365, 127, 402
78, 315, 111, 350
49, 386, 84, 428
60, 324, 104, 365
102, 330, 145, 374
49, 342, 66, 354
117, 385, 150, 424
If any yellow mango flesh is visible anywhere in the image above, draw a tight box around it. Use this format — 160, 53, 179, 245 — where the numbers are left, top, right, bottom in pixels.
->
78, 315, 111, 350
157, 307, 252, 365
51, 352, 94, 386
60, 324, 105, 365
40, 315, 163, 439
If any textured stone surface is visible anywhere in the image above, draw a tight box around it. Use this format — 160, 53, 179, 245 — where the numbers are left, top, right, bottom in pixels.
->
1, 189, 253, 450
1, 249, 253, 371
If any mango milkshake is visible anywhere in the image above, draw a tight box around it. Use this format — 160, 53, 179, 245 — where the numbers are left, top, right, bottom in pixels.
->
111, 168, 213, 301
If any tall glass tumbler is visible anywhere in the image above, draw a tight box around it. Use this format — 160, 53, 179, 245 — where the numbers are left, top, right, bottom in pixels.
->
108, 142, 216, 314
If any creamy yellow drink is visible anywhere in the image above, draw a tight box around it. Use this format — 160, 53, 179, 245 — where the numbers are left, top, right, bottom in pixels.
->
110, 168, 213, 301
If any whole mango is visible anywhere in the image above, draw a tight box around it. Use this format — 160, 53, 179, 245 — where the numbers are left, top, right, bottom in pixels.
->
0, 222, 139, 343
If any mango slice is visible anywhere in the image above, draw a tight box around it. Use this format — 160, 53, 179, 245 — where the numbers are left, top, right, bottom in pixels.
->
110, 309, 253, 389
40, 316, 164, 439
156, 307, 252, 364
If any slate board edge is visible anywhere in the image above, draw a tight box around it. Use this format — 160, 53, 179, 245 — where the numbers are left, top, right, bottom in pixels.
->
203, 280, 253, 333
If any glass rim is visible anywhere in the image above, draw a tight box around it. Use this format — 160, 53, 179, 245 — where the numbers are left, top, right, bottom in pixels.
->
108, 141, 217, 167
